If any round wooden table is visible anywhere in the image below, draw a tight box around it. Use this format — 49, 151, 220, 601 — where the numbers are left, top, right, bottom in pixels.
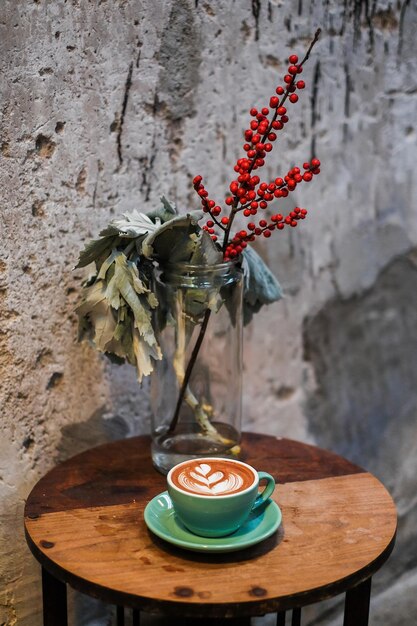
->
24, 433, 397, 625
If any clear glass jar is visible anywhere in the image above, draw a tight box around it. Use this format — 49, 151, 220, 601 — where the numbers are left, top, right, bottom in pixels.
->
150, 261, 243, 474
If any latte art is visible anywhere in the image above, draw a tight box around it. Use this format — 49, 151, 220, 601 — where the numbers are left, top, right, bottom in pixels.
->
170, 460, 255, 496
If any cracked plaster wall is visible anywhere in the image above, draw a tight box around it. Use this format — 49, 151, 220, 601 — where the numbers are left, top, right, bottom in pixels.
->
0, 0, 416, 624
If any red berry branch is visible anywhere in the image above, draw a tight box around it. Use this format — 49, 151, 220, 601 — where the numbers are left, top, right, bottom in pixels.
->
168, 30, 322, 436
192, 28, 322, 256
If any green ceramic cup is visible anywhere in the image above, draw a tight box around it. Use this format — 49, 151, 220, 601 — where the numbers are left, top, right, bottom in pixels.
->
167, 457, 275, 537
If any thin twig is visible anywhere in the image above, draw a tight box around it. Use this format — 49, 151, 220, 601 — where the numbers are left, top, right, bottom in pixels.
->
167, 308, 212, 433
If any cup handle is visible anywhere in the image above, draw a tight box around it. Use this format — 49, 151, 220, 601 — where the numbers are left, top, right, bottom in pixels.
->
252, 471, 275, 510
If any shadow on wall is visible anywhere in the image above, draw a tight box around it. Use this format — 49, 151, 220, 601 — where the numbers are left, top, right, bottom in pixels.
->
302, 248, 417, 600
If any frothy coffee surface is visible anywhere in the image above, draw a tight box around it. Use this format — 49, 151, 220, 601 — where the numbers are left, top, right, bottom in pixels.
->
170, 460, 255, 496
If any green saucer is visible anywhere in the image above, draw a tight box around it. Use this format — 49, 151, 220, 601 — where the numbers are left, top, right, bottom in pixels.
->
144, 491, 282, 553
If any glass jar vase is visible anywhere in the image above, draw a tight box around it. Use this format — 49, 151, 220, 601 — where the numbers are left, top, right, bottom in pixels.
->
150, 261, 243, 474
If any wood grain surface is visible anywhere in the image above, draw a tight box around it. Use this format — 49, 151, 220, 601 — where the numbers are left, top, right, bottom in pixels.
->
24, 433, 397, 618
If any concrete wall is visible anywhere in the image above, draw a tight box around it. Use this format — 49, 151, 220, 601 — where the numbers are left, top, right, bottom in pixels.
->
1, 0, 416, 624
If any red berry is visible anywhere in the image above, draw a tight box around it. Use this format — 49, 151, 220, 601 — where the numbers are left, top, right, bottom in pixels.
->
230, 181, 238, 193
248, 222, 256, 230
281, 115, 289, 123
208, 199, 215, 208
260, 182, 268, 191
263, 230, 271, 237
277, 223, 284, 230
277, 106, 287, 116
289, 93, 299, 103
252, 133, 261, 144
290, 220, 297, 227
212, 206, 221, 216
243, 209, 251, 217
289, 54, 298, 64
311, 158, 321, 167
268, 132, 277, 141
269, 96, 279, 108
250, 107, 258, 116
250, 120, 258, 130
275, 177, 284, 186
261, 107, 269, 115
272, 120, 283, 130
297, 65, 303, 73
297, 80, 305, 89
193, 175, 202, 185
303, 162, 310, 169
208, 228, 215, 234
221, 216, 229, 225
300, 208, 308, 215
260, 200, 267, 209
259, 219, 267, 227
303, 172, 313, 182
250, 201, 258, 209
207, 220, 214, 227
255, 228, 262, 236
288, 65, 298, 75
264, 143, 273, 152
284, 74, 293, 84
276, 86, 285, 95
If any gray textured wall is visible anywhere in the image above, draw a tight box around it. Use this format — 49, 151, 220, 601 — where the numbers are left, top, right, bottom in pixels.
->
1, 1, 416, 624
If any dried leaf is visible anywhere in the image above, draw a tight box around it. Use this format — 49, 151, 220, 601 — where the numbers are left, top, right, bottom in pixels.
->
141, 211, 203, 260
242, 246, 283, 325
146, 196, 178, 223
75, 235, 117, 269
190, 230, 223, 265
99, 210, 159, 239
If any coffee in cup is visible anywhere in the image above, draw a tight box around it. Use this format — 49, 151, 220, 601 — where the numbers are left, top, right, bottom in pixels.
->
167, 457, 275, 537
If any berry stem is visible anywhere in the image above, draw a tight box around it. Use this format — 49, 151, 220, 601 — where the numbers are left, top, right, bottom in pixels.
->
167, 308, 212, 434
222, 28, 321, 253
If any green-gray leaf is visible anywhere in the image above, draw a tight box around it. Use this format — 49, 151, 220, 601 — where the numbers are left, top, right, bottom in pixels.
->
242, 246, 283, 325
75, 235, 118, 269
99, 210, 159, 239
141, 210, 203, 261
189, 230, 223, 265
145, 195, 178, 223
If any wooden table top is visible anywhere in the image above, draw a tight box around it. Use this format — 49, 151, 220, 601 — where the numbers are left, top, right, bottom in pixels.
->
24, 433, 397, 618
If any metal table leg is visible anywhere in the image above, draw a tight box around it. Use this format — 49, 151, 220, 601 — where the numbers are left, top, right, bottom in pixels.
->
117, 605, 125, 625
343, 578, 372, 626
132, 608, 140, 625
42, 567, 68, 626
292, 607, 301, 625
